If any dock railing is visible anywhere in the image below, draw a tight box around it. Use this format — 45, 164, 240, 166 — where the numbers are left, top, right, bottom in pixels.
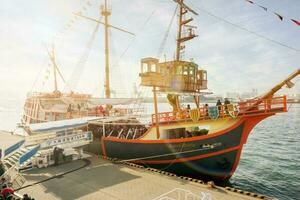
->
151, 96, 287, 124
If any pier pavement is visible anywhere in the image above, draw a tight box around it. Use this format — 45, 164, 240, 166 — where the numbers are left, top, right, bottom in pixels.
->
17, 155, 271, 200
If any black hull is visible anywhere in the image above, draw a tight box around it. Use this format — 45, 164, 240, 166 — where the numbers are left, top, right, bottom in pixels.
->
144, 149, 239, 181
102, 121, 246, 180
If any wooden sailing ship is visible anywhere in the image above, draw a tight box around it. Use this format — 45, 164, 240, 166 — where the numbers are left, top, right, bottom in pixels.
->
95, 0, 300, 180
22, 0, 135, 124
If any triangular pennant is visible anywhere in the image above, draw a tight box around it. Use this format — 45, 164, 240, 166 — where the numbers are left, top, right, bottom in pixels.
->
286, 80, 295, 88
245, 0, 254, 4
291, 19, 300, 26
258, 5, 267, 11
274, 12, 283, 21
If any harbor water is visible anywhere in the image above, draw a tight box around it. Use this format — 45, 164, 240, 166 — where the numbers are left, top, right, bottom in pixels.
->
0, 98, 299, 200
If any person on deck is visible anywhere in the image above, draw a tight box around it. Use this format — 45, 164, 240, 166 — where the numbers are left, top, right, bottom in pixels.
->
67, 104, 72, 118
224, 98, 231, 114
187, 104, 191, 110
216, 99, 222, 114
99, 105, 105, 116
204, 104, 209, 117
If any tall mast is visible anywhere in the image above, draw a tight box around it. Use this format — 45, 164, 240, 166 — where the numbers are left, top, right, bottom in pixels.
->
102, 0, 111, 98
46, 46, 59, 92
74, 1, 134, 98
52, 49, 58, 92
176, 1, 184, 61
174, 0, 198, 61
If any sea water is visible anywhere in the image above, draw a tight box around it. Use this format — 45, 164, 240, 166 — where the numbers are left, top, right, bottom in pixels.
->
230, 105, 300, 200
0, 98, 299, 200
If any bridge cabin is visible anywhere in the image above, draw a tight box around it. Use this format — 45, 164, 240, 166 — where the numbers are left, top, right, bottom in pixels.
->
139, 57, 207, 93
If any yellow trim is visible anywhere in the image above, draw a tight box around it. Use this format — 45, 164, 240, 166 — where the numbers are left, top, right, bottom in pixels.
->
141, 117, 241, 140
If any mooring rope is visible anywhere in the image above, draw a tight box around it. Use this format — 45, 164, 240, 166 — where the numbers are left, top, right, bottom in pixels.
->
15, 158, 91, 191
113, 144, 219, 164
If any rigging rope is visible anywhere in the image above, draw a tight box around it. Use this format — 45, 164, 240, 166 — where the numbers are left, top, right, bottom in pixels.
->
156, 5, 178, 59
65, 17, 102, 92
110, 9, 157, 71
192, 6, 300, 53
114, 144, 216, 164
30, 58, 48, 93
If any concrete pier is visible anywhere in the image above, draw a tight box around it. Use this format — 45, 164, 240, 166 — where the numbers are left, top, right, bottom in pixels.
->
17, 155, 272, 200
0, 131, 274, 199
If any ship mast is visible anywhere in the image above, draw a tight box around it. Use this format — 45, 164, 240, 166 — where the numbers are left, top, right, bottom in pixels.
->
74, 0, 134, 98
174, 0, 198, 61
53, 51, 58, 92
102, 0, 111, 98
172, 0, 199, 111
46, 46, 66, 93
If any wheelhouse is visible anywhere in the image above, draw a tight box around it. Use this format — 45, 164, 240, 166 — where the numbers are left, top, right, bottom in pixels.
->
140, 57, 207, 93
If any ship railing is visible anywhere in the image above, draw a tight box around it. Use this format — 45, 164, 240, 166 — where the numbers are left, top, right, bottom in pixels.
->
107, 126, 147, 140
88, 107, 145, 117
151, 96, 287, 124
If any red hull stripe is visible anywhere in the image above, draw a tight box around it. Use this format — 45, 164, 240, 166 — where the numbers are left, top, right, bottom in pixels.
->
131, 145, 241, 164
101, 137, 107, 157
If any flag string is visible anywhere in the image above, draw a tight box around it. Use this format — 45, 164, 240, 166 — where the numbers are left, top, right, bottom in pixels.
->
245, 0, 300, 27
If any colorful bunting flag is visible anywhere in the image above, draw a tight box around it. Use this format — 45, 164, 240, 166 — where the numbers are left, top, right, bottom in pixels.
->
258, 5, 267, 11
291, 19, 300, 26
244, 0, 299, 27
274, 12, 283, 21
245, 0, 254, 4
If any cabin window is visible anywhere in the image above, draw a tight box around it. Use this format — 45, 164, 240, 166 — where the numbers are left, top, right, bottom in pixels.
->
151, 64, 156, 72
189, 66, 195, 75
176, 66, 182, 75
203, 72, 207, 80
183, 66, 189, 75
142, 63, 148, 73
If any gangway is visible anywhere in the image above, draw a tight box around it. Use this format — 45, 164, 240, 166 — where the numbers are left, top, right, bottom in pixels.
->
1, 117, 96, 189
1, 141, 40, 189
21, 117, 95, 168
2, 145, 40, 169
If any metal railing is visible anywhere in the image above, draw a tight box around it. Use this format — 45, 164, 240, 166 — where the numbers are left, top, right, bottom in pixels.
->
152, 96, 287, 124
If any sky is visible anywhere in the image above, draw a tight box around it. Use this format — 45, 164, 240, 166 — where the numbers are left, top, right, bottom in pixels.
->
0, 0, 299, 102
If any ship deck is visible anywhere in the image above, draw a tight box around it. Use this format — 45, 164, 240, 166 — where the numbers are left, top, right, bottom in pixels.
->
17, 155, 272, 200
